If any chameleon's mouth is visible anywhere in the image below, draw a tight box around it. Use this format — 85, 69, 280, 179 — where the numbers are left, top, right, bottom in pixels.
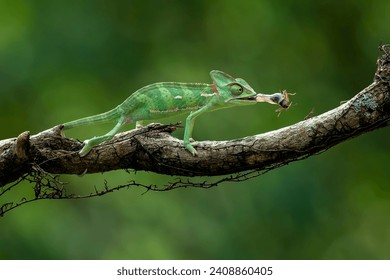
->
239, 96, 257, 101
227, 96, 257, 103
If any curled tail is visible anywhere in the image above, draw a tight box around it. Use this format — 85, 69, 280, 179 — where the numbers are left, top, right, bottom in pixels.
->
63, 108, 119, 129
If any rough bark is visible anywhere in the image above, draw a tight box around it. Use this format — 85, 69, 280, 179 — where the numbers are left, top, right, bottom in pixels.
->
1, 46, 389, 188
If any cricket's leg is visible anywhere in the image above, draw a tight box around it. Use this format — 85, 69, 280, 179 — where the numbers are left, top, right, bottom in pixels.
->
79, 116, 126, 156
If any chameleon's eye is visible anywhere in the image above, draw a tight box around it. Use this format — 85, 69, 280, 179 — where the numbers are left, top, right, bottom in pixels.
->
231, 84, 244, 96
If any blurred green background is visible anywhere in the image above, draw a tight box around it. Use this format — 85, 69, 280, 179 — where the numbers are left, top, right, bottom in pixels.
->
1, 0, 389, 259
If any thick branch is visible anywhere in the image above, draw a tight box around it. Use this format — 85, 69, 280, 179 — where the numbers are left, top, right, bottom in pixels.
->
1, 47, 389, 187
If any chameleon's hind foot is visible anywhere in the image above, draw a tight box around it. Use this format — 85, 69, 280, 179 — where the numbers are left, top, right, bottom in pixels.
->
135, 121, 144, 129
79, 140, 93, 157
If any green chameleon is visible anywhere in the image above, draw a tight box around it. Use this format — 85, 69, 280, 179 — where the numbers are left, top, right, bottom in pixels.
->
63, 70, 289, 156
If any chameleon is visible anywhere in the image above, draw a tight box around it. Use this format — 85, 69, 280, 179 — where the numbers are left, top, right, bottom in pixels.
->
63, 70, 290, 156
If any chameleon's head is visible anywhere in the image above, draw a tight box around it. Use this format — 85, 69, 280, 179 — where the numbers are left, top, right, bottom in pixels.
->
210, 70, 291, 109
210, 70, 258, 105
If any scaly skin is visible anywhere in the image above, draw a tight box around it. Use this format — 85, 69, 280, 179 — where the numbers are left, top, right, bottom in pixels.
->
63, 70, 287, 156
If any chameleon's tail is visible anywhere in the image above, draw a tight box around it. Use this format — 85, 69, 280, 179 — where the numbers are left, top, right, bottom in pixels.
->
63, 108, 120, 129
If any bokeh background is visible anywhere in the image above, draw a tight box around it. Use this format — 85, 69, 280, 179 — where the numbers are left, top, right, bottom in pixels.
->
1, 0, 389, 259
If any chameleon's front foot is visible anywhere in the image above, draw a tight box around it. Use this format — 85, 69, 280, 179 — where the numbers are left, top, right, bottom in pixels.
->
184, 141, 198, 156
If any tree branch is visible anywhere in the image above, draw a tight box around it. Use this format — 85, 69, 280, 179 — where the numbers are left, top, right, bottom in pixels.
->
1, 46, 389, 189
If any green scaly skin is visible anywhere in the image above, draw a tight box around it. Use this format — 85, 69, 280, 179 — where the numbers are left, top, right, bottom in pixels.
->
63, 70, 287, 156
